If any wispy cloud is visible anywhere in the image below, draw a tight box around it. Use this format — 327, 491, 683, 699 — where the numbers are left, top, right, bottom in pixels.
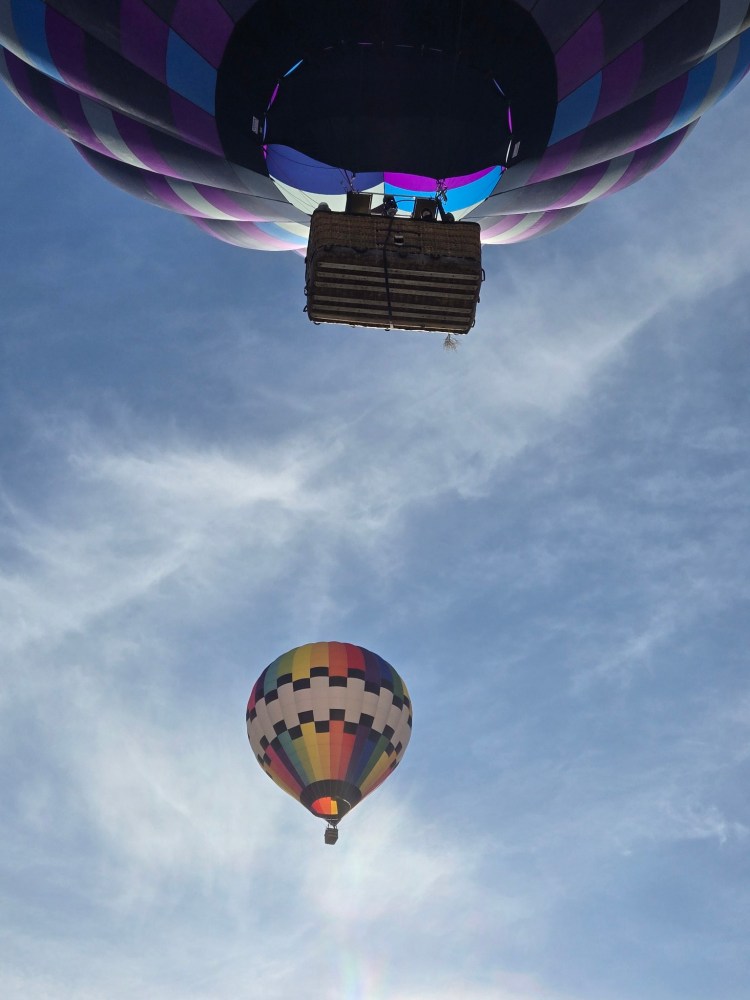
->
1, 78, 749, 1000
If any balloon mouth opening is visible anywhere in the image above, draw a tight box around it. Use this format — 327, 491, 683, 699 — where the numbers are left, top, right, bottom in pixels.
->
301, 780, 363, 822
216, 0, 556, 179
261, 45, 515, 178
263, 156, 505, 221
310, 796, 342, 818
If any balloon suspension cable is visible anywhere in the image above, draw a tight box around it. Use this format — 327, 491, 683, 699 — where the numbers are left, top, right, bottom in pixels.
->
382, 212, 397, 330
434, 181, 454, 223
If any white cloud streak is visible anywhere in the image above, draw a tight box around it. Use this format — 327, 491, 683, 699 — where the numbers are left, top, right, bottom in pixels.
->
1, 82, 749, 1000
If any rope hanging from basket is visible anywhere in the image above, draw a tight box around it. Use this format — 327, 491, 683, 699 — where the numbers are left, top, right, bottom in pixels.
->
382, 213, 396, 330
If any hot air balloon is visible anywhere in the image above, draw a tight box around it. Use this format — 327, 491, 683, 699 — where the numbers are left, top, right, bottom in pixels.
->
246, 642, 412, 844
2, 2, 748, 333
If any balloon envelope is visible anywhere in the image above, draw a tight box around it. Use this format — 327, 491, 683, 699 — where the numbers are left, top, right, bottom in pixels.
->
1, 1, 748, 251
247, 642, 412, 829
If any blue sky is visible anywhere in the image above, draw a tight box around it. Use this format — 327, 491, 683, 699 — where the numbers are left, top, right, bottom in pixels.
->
1, 79, 749, 1000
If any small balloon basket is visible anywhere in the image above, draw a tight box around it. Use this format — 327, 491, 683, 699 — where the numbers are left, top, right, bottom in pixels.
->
304, 208, 483, 336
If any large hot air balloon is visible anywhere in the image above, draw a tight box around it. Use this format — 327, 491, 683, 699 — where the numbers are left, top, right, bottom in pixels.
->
2, 2, 748, 332
247, 642, 412, 844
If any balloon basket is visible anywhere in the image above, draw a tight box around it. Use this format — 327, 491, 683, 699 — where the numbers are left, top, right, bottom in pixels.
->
304, 209, 483, 335
324, 824, 339, 845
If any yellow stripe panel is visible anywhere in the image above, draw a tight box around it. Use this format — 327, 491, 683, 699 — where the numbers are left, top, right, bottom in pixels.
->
301, 722, 323, 780
291, 643, 313, 681
289, 727, 315, 783
309, 640, 332, 670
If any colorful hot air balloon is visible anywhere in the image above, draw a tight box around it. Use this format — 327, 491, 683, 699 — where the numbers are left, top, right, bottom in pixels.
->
246, 642, 412, 844
1, 1, 748, 252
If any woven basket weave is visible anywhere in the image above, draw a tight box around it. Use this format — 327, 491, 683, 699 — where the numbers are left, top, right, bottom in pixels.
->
305, 211, 483, 334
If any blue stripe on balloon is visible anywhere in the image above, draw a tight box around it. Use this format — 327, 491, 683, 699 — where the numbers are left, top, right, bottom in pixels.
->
385, 166, 502, 213
662, 32, 750, 140
266, 144, 385, 196
254, 221, 307, 246
277, 730, 308, 783
549, 72, 602, 145
723, 28, 750, 97
661, 54, 717, 137
266, 144, 352, 194
444, 167, 502, 212
10, 0, 63, 83
166, 31, 216, 115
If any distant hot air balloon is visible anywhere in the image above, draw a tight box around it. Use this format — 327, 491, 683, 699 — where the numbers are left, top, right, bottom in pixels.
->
247, 642, 412, 844
2, 2, 748, 332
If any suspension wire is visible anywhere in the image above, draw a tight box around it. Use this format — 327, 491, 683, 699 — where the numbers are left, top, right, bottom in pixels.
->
382, 213, 396, 329
339, 168, 355, 193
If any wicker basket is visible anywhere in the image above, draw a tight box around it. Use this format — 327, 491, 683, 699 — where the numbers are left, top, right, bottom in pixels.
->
304, 210, 483, 334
